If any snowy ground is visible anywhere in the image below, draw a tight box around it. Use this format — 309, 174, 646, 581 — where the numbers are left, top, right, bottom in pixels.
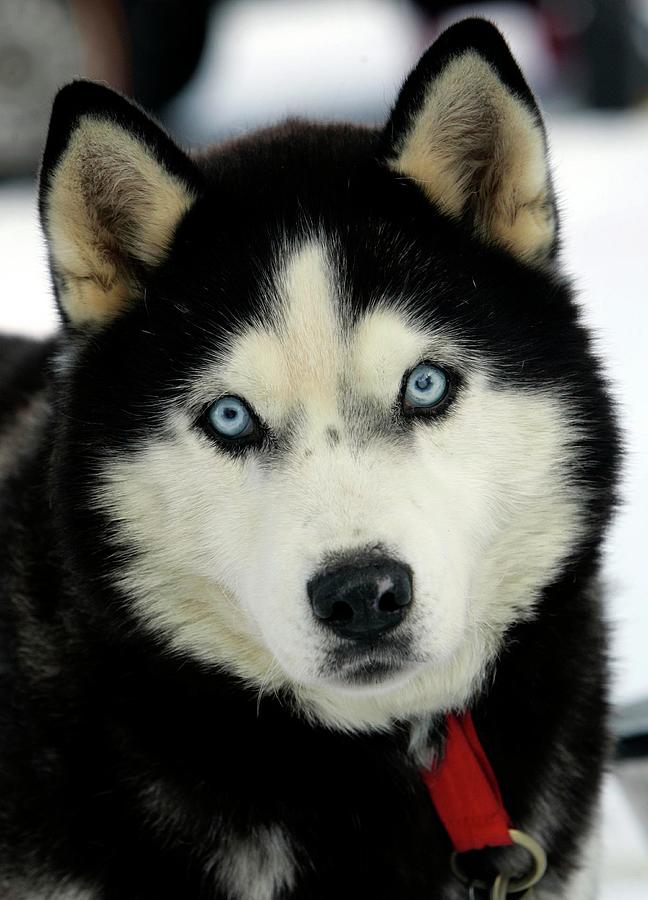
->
0, 0, 646, 894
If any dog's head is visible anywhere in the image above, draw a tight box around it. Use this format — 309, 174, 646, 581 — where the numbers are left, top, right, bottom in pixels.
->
39, 20, 613, 729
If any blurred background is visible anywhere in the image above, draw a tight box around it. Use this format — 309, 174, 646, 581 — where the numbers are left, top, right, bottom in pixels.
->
0, 0, 646, 895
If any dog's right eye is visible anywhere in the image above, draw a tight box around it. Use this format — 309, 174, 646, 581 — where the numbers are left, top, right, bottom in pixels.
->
204, 396, 256, 440
401, 363, 453, 416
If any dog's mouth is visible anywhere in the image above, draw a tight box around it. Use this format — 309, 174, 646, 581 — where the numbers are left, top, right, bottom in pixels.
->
323, 635, 420, 688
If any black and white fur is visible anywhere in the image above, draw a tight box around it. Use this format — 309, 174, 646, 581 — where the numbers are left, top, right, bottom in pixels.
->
0, 19, 620, 899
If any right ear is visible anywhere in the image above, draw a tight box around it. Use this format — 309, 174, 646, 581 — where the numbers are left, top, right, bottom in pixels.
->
39, 81, 201, 329
384, 19, 557, 266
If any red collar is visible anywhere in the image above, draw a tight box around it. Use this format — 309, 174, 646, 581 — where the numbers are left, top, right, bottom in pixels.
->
421, 712, 513, 853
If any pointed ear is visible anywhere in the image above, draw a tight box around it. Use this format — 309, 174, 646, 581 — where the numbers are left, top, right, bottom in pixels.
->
385, 18, 557, 266
39, 81, 201, 328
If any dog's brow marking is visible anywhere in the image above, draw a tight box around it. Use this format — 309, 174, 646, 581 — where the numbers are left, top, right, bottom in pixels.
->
350, 307, 429, 406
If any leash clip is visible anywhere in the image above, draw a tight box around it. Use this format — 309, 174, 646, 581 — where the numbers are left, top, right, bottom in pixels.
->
453, 828, 547, 897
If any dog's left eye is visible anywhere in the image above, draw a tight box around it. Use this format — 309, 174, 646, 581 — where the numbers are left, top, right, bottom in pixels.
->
206, 396, 255, 439
402, 363, 450, 413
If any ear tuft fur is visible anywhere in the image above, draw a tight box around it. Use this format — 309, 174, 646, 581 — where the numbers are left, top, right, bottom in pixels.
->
386, 19, 556, 266
39, 81, 201, 328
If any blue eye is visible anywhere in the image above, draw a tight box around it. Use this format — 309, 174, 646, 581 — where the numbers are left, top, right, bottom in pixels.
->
206, 396, 255, 439
403, 363, 449, 412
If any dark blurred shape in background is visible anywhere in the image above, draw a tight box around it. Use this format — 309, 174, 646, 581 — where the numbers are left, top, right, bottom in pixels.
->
1, 0, 648, 176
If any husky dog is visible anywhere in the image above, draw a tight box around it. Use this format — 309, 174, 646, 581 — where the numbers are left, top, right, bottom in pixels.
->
0, 18, 619, 900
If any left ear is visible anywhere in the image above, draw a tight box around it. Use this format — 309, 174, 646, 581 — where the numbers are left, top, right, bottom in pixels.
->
39, 81, 201, 329
385, 18, 557, 266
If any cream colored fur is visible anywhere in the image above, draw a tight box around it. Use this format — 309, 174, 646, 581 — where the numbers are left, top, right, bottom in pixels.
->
389, 52, 554, 264
44, 117, 195, 326
97, 238, 586, 732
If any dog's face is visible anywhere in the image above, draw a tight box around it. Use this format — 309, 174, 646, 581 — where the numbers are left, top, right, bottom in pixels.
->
40, 21, 595, 729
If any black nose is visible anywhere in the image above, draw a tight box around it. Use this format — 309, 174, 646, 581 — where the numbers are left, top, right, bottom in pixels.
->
307, 559, 413, 640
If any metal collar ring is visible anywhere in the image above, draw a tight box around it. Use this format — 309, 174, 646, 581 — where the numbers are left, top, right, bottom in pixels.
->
450, 828, 547, 895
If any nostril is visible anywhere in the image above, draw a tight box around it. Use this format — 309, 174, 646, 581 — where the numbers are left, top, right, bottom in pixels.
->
329, 600, 354, 624
378, 590, 399, 613
311, 596, 355, 624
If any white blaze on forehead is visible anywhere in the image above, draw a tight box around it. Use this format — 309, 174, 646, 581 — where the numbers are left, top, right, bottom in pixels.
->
278, 239, 341, 384
222, 239, 343, 425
